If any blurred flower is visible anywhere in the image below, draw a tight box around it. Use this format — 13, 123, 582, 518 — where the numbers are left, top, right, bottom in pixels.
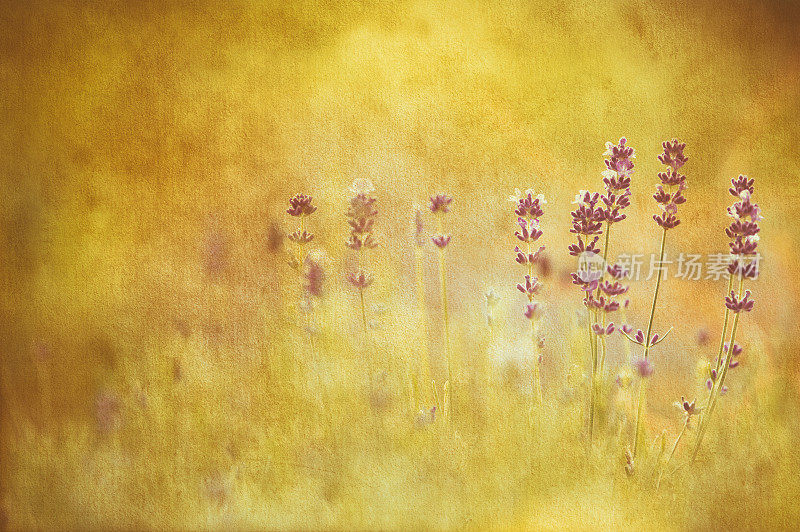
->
429, 193, 453, 214
415, 406, 437, 428
304, 251, 326, 298
95, 391, 121, 434
633, 357, 654, 378
413, 206, 426, 247
347, 270, 373, 290
524, 303, 541, 320
288, 230, 314, 245
432, 234, 451, 248
287, 193, 317, 217
696, 327, 710, 346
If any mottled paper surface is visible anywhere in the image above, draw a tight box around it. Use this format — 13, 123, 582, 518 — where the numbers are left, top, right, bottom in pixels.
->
1, 1, 799, 529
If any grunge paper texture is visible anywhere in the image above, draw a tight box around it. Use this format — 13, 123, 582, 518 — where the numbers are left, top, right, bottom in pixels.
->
1, 1, 799, 529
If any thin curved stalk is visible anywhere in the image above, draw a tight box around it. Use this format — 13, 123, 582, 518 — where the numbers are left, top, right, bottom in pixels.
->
633, 226, 667, 459
692, 273, 745, 462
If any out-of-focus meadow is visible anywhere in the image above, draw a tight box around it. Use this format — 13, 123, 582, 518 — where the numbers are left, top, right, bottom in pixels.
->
2, 0, 800, 529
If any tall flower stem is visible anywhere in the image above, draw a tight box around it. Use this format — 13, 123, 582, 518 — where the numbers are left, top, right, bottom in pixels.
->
691, 273, 744, 462
589, 309, 598, 441
598, 223, 612, 372
429, 193, 453, 420
415, 245, 431, 396
531, 319, 543, 406
633, 226, 667, 458
438, 247, 452, 413
692, 274, 734, 431
657, 418, 688, 489
713, 274, 736, 370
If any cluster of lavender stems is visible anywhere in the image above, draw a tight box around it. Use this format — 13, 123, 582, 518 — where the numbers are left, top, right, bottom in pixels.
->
430, 193, 453, 421
691, 175, 760, 462
283, 143, 761, 469
345, 179, 379, 343
569, 138, 635, 441
511, 189, 546, 406
626, 139, 689, 463
287, 193, 318, 354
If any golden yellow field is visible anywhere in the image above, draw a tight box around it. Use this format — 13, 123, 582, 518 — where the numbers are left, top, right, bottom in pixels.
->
2, 1, 800, 529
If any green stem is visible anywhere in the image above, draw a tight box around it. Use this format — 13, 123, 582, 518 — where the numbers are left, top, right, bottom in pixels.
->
633, 226, 667, 460
598, 223, 611, 373
531, 319, 542, 406
694, 274, 734, 436
439, 248, 452, 420
658, 419, 688, 489
589, 309, 597, 441
692, 273, 745, 462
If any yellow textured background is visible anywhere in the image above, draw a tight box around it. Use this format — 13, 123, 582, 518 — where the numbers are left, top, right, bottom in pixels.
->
1, 0, 799, 529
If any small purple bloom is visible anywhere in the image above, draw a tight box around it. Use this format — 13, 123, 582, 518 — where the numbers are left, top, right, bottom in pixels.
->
432, 234, 451, 249
287, 193, 317, 217
429, 194, 453, 214
633, 357, 654, 378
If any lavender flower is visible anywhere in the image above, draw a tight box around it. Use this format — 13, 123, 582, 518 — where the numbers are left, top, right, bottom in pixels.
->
633, 357, 654, 378
346, 181, 378, 252
95, 391, 122, 434
287, 192, 320, 353
346, 271, 374, 290
652, 140, 689, 230
626, 139, 689, 462
430, 194, 453, 214
288, 230, 314, 245
692, 175, 761, 463
511, 188, 546, 405
600, 138, 635, 224
303, 252, 325, 299
345, 179, 379, 340
432, 235, 451, 249
725, 290, 755, 313
430, 192, 454, 419
287, 193, 317, 217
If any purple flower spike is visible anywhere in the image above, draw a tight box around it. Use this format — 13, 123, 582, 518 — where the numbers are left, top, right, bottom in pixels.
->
347, 270, 373, 290
430, 194, 453, 214
287, 193, 317, 217
658, 139, 688, 170
729, 175, 754, 197
621, 324, 633, 335
303, 253, 325, 298
517, 275, 542, 299
634, 330, 645, 344
515, 245, 544, 265
706, 378, 713, 390
524, 303, 540, 320
680, 397, 700, 416
288, 230, 315, 245
633, 357, 654, 378
432, 234, 451, 249
513, 190, 546, 219
725, 290, 755, 313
